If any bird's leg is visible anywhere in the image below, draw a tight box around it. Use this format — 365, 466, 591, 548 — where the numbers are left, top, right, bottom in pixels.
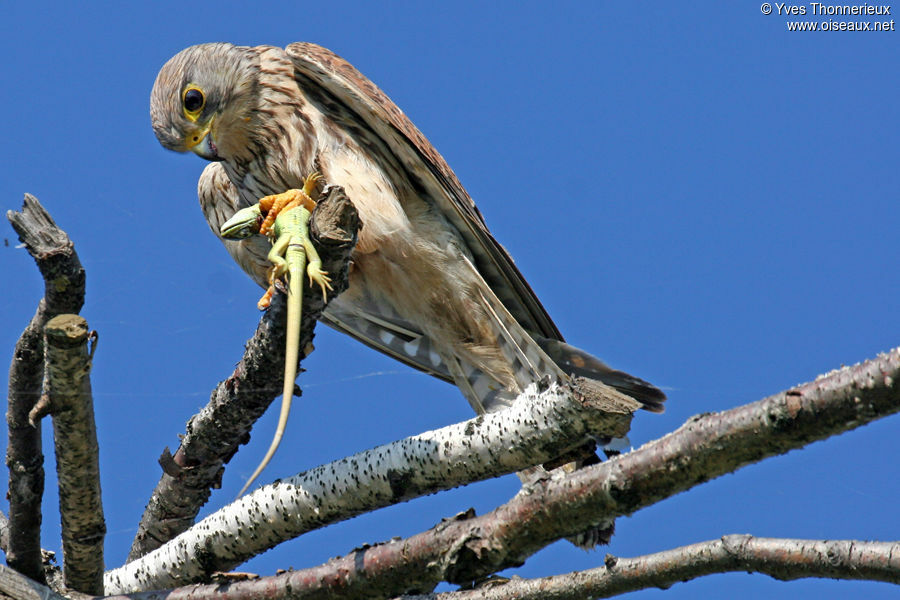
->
258, 175, 320, 236
256, 285, 276, 311
258, 193, 296, 237
256, 232, 291, 309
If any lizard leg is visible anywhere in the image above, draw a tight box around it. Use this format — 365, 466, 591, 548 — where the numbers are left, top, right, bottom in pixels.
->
301, 172, 322, 198
267, 233, 291, 279
302, 237, 333, 301
236, 245, 306, 498
255, 230, 292, 311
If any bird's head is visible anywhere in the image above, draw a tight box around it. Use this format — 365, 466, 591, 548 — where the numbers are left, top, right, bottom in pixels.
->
150, 43, 259, 162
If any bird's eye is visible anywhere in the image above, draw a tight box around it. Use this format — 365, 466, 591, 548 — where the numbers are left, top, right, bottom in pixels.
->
182, 86, 206, 118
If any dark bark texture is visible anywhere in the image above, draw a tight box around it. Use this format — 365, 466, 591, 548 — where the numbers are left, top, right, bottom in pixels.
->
45, 315, 104, 595
6, 195, 86, 583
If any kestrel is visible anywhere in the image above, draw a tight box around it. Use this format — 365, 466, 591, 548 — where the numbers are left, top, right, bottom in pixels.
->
150, 42, 664, 454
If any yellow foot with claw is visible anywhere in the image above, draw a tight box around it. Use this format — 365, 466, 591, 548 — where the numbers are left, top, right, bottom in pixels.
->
257, 286, 275, 310
258, 188, 317, 236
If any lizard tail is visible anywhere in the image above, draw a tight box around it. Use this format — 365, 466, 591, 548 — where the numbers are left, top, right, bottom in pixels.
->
236, 250, 304, 498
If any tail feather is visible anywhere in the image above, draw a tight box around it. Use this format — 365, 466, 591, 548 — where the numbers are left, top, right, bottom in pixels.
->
475, 289, 565, 391
444, 354, 515, 414
536, 337, 666, 413
459, 256, 565, 395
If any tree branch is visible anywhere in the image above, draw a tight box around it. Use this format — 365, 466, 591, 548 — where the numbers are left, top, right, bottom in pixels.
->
396, 536, 900, 599
5, 194, 86, 583
44, 315, 105, 595
105, 379, 639, 593
126, 186, 360, 561
92, 536, 898, 600
0, 564, 68, 600
418, 347, 900, 586
155, 348, 898, 599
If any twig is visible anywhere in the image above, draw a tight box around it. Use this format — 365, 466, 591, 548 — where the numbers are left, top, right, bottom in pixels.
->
6, 194, 86, 582
105, 379, 640, 593
127, 185, 360, 561
45, 315, 105, 594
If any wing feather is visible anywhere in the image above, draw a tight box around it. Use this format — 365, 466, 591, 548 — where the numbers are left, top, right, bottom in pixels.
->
199, 49, 665, 409
284, 42, 563, 342
198, 161, 456, 383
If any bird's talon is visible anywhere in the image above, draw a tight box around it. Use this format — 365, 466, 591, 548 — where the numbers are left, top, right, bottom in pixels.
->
257, 286, 275, 310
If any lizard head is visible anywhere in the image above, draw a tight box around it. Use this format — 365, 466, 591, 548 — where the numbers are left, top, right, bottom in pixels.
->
220, 205, 263, 240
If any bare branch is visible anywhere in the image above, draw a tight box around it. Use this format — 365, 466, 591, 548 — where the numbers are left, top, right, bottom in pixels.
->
44, 315, 105, 595
396, 536, 900, 599
0, 564, 68, 600
424, 347, 900, 585
168, 348, 898, 599
105, 379, 638, 593
6, 194, 86, 583
127, 186, 360, 561
0, 510, 9, 554
89, 536, 900, 599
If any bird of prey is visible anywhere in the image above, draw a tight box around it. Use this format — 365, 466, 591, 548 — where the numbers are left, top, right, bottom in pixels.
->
150, 42, 664, 457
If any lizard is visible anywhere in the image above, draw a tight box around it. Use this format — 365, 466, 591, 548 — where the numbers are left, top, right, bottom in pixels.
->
220, 173, 332, 497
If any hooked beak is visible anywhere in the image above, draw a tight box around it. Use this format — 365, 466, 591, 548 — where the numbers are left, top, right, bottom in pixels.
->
187, 119, 222, 161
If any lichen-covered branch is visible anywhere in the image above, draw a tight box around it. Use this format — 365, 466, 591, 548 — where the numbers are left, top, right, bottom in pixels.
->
126, 186, 360, 561
105, 379, 639, 593
44, 315, 105, 595
396, 536, 900, 599
149, 348, 898, 599
6, 194, 86, 583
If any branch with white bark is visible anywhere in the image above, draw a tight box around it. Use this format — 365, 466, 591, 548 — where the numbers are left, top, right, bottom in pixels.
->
108, 348, 900, 597
105, 379, 638, 593
6, 198, 900, 599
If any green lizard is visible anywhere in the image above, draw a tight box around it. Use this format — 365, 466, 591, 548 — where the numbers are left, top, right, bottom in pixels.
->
220, 173, 332, 497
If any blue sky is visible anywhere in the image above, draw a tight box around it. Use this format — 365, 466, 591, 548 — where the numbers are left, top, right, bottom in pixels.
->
1, 2, 897, 598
